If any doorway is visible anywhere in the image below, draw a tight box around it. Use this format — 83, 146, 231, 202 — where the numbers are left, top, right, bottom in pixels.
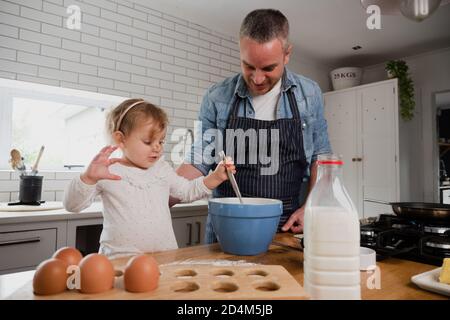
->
435, 90, 450, 203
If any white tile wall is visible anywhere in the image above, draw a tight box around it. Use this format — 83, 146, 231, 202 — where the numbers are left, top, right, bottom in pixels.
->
0, 192, 10, 202
0, 0, 241, 198
0, 170, 80, 202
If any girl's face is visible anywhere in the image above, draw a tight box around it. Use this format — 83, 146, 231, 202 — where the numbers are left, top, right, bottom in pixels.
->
118, 120, 166, 169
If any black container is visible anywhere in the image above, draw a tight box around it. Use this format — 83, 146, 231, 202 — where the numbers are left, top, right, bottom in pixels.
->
19, 175, 43, 204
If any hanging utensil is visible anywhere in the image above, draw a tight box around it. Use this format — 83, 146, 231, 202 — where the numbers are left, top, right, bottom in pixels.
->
218, 150, 243, 204
10, 149, 26, 176
31, 145, 45, 176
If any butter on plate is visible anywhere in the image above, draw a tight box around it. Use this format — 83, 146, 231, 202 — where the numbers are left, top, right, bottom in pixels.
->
439, 258, 450, 284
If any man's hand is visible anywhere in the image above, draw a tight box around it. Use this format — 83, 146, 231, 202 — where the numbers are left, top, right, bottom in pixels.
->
281, 206, 305, 233
281, 161, 318, 233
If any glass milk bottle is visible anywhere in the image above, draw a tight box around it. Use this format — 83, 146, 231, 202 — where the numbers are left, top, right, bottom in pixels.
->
303, 154, 360, 300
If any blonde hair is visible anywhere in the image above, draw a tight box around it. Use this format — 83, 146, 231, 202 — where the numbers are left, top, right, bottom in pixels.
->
106, 98, 168, 140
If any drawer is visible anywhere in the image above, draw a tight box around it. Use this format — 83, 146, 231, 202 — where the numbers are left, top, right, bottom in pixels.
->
0, 229, 57, 272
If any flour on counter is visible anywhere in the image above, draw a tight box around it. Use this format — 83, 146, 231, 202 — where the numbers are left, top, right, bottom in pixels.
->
160, 259, 259, 267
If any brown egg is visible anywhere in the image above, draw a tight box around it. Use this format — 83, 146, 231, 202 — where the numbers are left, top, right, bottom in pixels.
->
52, 247, 83, 267
124, 254, 160, 293
79, 253, 115, 294
33, 258, 68, 295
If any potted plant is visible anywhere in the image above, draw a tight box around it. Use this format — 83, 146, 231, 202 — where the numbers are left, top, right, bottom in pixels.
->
385, 60, 415, 121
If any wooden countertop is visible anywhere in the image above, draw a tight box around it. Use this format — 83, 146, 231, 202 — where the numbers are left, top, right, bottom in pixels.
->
0, 233, 447, 300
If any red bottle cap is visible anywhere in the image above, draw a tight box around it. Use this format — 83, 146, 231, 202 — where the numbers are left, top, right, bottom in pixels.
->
317, 160, 344, 165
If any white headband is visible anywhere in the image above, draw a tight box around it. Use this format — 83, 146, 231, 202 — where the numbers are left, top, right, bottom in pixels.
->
115, 100, 146, 132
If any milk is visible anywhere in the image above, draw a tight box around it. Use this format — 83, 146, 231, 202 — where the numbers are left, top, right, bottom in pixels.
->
304, 206, 361, 300
302, 154, 361, 300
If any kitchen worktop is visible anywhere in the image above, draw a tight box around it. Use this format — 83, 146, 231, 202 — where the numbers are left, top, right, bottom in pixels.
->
0, 233, 447, 300
0, 200, 208, 224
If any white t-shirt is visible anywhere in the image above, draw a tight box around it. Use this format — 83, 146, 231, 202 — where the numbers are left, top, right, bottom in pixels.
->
251, 79, 282, 121
63, 157, 211, 259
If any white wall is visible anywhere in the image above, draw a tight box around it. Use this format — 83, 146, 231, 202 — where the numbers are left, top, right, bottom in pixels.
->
362, 47, 450, 202
0, 0, 329, 201
288, 57, 331, 92
0, 0, 242, 135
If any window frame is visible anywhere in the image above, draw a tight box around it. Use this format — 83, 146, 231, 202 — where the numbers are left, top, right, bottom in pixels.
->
0, 78, 125, 171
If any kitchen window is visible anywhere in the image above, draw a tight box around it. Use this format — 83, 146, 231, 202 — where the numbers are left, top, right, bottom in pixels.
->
0, 79, 124, 171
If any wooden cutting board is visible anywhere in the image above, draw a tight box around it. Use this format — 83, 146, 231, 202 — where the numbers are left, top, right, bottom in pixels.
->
7, 264, 309, 300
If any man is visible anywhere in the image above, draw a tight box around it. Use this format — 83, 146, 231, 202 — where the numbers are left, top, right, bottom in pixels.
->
173, 9, 331, 243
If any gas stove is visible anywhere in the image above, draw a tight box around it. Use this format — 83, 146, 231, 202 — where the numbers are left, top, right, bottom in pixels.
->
360, 214, 450, 266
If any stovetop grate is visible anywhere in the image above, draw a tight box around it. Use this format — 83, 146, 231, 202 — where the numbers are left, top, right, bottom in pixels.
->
360, 214, 450, 266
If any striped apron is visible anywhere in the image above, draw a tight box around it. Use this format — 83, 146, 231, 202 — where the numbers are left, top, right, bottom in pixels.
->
205, 87, 308, 244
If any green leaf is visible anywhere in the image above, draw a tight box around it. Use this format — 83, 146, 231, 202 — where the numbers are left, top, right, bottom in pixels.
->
385, 60, 415, 121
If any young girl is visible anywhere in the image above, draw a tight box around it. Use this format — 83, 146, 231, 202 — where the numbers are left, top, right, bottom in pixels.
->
63, 98, 235, 259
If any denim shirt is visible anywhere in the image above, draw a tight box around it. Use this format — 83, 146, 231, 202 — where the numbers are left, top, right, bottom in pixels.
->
185, 68, 332, 179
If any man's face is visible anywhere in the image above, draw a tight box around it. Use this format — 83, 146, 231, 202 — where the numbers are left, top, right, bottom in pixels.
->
239, 36, 291, 96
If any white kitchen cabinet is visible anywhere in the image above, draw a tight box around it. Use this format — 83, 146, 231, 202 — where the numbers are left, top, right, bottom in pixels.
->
442, 188, 450, 204
170, 200, 208, 248
0, 202, 209, 274
172, 214, 207, 248
323, 79, 400, 218
0, 221, 66, 275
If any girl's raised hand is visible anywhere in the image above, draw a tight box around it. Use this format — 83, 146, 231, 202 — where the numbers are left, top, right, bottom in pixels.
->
80, 145, 125, 185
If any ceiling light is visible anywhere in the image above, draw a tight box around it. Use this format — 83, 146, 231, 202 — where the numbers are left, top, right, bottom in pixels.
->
360, 0, 444, 21
400, 0, 442, 22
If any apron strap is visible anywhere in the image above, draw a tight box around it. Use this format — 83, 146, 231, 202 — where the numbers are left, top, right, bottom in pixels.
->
230, 95, 241, 119
286, 89, 301, 119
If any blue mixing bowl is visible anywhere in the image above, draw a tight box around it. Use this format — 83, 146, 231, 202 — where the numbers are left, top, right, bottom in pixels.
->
208, 198, 283, 255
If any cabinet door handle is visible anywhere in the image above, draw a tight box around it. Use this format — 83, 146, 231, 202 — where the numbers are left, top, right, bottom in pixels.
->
0, 236, 41, 246
195, 221, 201, 245
187, 223, 192, 246
352, 158, 357, 162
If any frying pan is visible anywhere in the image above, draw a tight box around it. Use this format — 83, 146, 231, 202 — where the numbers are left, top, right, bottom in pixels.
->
364, 199, 450, 222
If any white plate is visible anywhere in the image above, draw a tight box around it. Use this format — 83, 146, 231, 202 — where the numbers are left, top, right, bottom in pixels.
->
0, 201, 64, 212
411, 267, 450, 297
